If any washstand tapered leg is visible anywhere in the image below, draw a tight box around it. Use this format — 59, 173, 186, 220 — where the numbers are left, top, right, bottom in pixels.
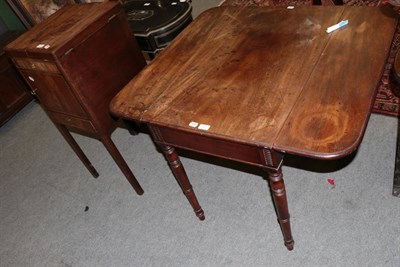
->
56, 124, 99, 178
100, 134, 144, 195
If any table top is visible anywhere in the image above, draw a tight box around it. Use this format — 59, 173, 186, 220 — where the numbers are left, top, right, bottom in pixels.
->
110, 6, 398, 159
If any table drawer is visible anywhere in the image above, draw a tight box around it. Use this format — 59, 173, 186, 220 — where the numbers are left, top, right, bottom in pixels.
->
149, 125, 272, 167
13, 58, 59, 73
51, 112, 96, 134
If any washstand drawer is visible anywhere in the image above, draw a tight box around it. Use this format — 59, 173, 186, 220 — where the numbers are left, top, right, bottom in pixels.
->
13, 58, 59, 73
51, 112, 96, 134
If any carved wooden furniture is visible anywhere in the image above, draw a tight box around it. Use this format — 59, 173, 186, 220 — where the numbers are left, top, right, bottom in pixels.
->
110, 6, 398, 249
0, 30, 32, 126
122, 0, 193, 60
5, 2, 146, 194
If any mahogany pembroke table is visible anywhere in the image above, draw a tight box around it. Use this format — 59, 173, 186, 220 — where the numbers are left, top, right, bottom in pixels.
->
110, 6, 398, 250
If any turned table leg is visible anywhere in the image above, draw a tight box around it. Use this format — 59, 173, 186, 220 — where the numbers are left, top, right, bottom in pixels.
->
160, 145, 205, 220
55, 124, 99, 178
265, 167, 294, 251
100, 134, 144, 195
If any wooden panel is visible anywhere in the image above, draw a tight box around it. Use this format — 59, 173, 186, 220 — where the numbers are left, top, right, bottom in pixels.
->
4, 2, 121, 59
13, 57, 59, 73
0, 54, 32, 126
20, 70, 87, 118
60, 10, 146, 131
150, 125, 269, 167
50, 111, 96, 134
274, 7, 398, 159
0, 66, 28, 108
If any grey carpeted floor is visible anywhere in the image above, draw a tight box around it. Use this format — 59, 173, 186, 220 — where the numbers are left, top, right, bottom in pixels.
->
1, 1, 400, 266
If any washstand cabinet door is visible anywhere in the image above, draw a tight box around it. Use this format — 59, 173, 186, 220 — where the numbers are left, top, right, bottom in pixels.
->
20, 70, 87, 118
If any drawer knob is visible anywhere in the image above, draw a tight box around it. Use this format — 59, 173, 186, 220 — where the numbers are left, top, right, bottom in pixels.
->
28, 76, 35, 82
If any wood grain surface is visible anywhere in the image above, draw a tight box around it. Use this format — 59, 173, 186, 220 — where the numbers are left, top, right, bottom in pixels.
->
111, 6, 398, 159
5, 2, 120, 59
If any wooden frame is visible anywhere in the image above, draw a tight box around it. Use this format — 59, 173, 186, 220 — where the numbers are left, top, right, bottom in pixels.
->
4, 0, 113, 28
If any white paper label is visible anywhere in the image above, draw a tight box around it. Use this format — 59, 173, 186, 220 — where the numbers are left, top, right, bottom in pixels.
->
189, 121, 198, 127
198, 124, 211, 131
